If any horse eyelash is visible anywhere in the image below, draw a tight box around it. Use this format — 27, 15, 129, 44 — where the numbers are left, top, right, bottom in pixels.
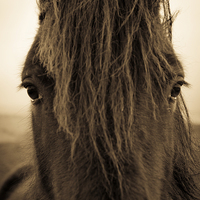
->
178, 80, 190, 88
18, 82, 35, 90
17, 83, 26, 90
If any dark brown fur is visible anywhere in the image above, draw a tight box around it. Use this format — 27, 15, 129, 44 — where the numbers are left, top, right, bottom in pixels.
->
0, 0, 200, 199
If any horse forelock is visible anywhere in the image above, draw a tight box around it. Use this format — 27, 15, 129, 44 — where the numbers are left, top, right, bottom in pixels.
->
27, 0, 200, 198
35, 0, 177, 127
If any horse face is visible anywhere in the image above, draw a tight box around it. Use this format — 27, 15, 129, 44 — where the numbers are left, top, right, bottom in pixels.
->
20, 41, 188, 200
18, 0, 199, 199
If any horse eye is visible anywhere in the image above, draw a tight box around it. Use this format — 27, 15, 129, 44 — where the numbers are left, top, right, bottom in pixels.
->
171, 86, 181, 98
170, 82, 183, 101
27, 86, 39, 100
24, 85, 42, 105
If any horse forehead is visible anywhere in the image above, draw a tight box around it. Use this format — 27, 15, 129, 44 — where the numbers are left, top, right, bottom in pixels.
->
21, 64, 44, 81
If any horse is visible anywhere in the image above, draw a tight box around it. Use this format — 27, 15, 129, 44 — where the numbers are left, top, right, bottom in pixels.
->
0, 0, 200, 199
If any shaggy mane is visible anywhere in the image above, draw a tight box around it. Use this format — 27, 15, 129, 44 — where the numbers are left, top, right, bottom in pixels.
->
36, 0, 177, 135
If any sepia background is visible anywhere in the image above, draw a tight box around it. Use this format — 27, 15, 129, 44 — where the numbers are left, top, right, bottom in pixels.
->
0, 0, 200, 140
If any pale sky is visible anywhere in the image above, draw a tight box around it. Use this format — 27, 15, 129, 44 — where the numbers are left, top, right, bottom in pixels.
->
0, 0, 200, 123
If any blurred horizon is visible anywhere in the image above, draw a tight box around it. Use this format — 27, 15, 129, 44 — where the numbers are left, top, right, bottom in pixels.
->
0, 0, 200, 124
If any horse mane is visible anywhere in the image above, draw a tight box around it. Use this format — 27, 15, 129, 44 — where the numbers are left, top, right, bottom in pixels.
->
30, 0, 200, 198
